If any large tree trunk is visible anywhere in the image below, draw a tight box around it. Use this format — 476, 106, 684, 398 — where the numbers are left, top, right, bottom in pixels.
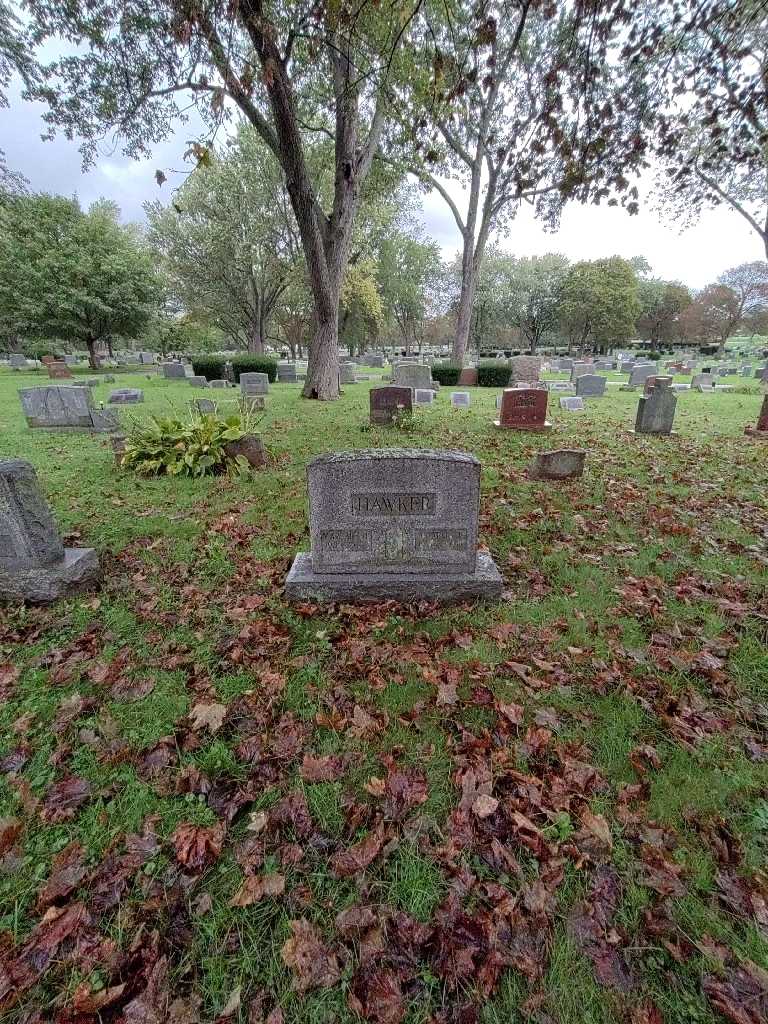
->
453, 253, 477, 365
247, 319, 264, 354
86, 339, 100, 371
303, 310, 340, 398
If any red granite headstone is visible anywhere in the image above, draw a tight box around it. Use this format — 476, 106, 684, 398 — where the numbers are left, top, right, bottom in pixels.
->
745, 395, 768, 436
458, 367, 478, 386
495, 387, 551, 432
41, 355, 56, 366
644, 374, 673, 396
47, 361, 72, 379
369, 385, 413, 425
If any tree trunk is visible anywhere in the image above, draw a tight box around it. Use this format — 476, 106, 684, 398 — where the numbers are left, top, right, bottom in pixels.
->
86, 339, 100, 371
303, 311, 340, 399
247, 319, 265, 354
453, 239, 478, 365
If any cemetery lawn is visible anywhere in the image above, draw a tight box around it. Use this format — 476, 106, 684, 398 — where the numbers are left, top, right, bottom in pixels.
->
1, 366, 768, 1024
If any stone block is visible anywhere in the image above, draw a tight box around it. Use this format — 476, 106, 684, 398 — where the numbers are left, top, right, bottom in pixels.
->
19, 386, 119, 432
528, 449, 586, 480
108, 388, 144, 404
240, 372, 269, 395
369, 386, 412, 425
495, 388, 551, 431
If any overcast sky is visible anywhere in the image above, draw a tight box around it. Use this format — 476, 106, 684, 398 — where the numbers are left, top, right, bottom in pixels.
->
1, 77, 760, 289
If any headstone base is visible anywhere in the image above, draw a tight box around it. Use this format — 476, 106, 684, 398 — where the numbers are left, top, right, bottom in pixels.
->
285, 551, 503, 604
629, 429, 678, 437
493, 420, 552, 432
1, 548, 100, 604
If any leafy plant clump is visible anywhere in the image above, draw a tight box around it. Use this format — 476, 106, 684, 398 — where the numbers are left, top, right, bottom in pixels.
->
122, 405, 263, 477
430, 362, 462, 386
231, 355, 278, 382
190, 355, 227, 381
477, 360, 512, 387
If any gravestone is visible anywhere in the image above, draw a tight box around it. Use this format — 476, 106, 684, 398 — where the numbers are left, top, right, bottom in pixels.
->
509, 356, 542, 384
528, 449, 586, 481
369, 386, 413, 425
741, 365, 753, 377
570, 362, 593, 381
629, 364, 657, 387
162, 362, 186, 379
495, 388, 551, 431
210, 379, 231, 389
108, 388, 144, 405
223, 435, 267, 469
240, 372, 269, 395
47, 361, 72, 380
0, 459, 100, 603
392, 363, 437, 391
277, 362, 297, 382
365, 354, 385, 368
634, 377, 677, 435
19, 386, 119, 432
414, 388, 435, 405
560, 396, 585, 412
450, 392, 471, 408
547, 381, 575, 393
340, 362, 358, 385
458, 367, 478, 386
558, 358, 574, 371
64, 355, 81, 367
619, 360, 636, 373
139, 352, 157, 364
575, 374, 606, 398
691, 373, 715, 391
284, 449, 503, 603
745, 396, 768, 437
189, 376, 209, 388
755, 367, 768, 382
194, 398, 217, 414
9, 354, 28, 369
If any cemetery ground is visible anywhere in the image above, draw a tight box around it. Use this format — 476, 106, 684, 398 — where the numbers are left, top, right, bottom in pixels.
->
0, 366, 767, 1024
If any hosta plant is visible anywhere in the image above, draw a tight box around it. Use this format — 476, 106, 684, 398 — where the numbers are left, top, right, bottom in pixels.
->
121, 403, 264, 477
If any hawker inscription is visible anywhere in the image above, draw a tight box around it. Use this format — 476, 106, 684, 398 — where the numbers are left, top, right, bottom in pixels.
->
351, 492, 436, 515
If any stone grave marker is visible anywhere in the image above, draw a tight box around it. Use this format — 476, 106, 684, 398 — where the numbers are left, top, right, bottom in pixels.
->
755, 367, 768, 381
369, 386, 412, 425
194, 398, 217, 414
575, 374, 606, 398
629, 363, 657, 387
745, 396, 768, 437
162, 362, 186, 379
104, 374, 116, 383
392, 363, 437, 391
0, 459, 101, 603
495, 388, 551, 431
242, 394, 266, 411
284, 449, 503, 603
634, 377, 677, 435
560, 396, 585, 412
509, 355, 542, 384
527, 449, 586, 481
139, 352, 158, 364
277, 362, 297, 382
189, 376, 209, 387
741, 365, 753, 377
558, 358, 574, 371
108, 388, 144, 405
458, 367, 478, 386
19, 386, 119, 432
210, 379, 231, 389
619, 360, 636, 373
9, 354, 28, 369
414, 388, 435, 405
691, 373, 715, 392
340, 362, 358, 385
547, 381, 575, 393
240, 372, 269, 395
47, 361, 72, 380
570, 362, 593, 381
450, 392, 471, 408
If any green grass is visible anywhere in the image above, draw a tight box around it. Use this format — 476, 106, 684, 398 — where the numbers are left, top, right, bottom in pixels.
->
1, 365, 767, 1022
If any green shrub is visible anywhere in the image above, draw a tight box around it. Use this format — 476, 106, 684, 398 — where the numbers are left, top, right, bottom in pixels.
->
431, 362, 462, 386
231, 355, 278, 382
477, 360, 511, 387
191, 355, 226, 380
122, 404, 263, 478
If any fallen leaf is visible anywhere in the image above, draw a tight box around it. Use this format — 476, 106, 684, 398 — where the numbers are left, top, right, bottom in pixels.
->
189, 702, 227, 734
229, 873, 285, 907
472, 794, 499, 819
331, 824, 384, 878
281, 918, 340, 993
172, 821, 226, 872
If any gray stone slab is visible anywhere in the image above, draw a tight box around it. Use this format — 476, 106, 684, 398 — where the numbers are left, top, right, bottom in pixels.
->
9, 354, 28, 369
629, 363, 657, 387
560, 396, 585, 412
0, 547, 100, 604
209, 379, 230, 389
634, 378, 677, 434
108, 388, 144, 404
370, 386, 412, 425
414, 388, 435, 405
189, 375, 209, 388
240, 372, 269, 395
575, 374, 606, 398
570, 362, 593, 380
162, 362, 187, 379
19, 385, 119, 432
285, 549, 503, 603
392, 363, 435, 390
306, 449, 481, 576
194, 398, 217, 414
340, 362, 358, 385
450, 391, 471, 407
509, 355, 542, 384
528, 449, 586, 481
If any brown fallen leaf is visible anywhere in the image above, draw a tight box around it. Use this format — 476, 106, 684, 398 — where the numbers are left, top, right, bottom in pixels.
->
37, 841, 87, 908
472, 794, 499, 819
331, 824, 384, 878
71, 981, 127, 1014
581, 809, 613, 851
172, 821, 226, 872
189, 701, 228, 734
281, 918, 340, 993
300, 753, 346, 783
349, 964, 405, 1024
0, 816, 21, 855
229, 873, 286, 907
41, 775, 91, 823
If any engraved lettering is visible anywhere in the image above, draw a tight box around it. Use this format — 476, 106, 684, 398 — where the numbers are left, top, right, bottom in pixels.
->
351, 492, 436, 516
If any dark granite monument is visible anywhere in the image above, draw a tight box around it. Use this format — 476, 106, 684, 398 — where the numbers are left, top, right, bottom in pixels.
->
369, 386, 413, 425
495, 388, 552, 431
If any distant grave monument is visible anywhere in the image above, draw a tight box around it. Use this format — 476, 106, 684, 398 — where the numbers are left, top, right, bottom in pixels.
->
392, 363, 438, 391
495, 388, 552, 432
634, 376, 677, 435
161, 362, 186, 379
188, 376, 209, 388
458, 367, 478, 386
240, 372, 269, 396
108, 388, 144, 405
9, 354, 28, 369
284, 449, 503, 603
0, 459, 101, 603
340, 362, 358, 385
629, 364, 657, 387
277, 362, 297, 382
369, 386, 412, 425
528, 449, 586, 481
19, 386, 119, 432
575, 374, 606, 398
47, 361, 72, 380
194, 398, 217, 415
509, 356, 542, 384
414, 388, 435, 405
560, 396, 585, 412
450, 392, 471, 408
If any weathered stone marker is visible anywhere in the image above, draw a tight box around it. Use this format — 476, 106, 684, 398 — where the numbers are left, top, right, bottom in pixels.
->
0, 459, 101, 603
634, 376, 677, 435
575, 374, 606, 398
414, 388, 435, 405
560, 396, 585, 412
188, 375, 209, 388
458, 367, 478, 386
340, 362, 358, 385
495, 388, 552, 431
240, 372, 270, 395
108, 388, 144, 405
162, 362, 186, 379
209, 379, 231, 389
509, 356, 542, 384
19, 386, 119, 432
47, 361, 72, 380
369, 386, 413, 425
194, 398, 217, 414
277, 362, 297, 382
745, 396, 768, 437
450, 391, 471, 408
285, 449, 503, 603
629, 363, 657, 387
392, 363, 438, 391
527, 449, 586, 481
